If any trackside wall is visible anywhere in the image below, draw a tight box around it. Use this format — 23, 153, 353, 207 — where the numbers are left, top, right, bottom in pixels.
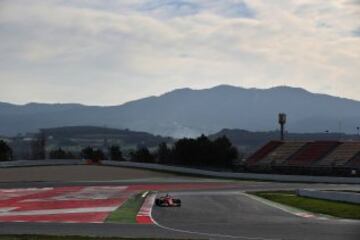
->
297, 189, 360, 204
102, 161, 360, 184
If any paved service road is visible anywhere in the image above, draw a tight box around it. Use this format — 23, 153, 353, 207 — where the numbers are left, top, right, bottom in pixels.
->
152, 191, 360, 240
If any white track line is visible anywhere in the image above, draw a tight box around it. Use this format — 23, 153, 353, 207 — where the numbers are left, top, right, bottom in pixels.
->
142, 191, 149, 198
0, 206, 118, 216
0, 207, 17, 213
0, 188, 53, 192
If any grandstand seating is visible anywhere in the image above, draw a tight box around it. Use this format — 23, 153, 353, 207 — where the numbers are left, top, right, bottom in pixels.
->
246, 141, 283, 166
258, 141, 307, 166
346, 153, 360, 168
245, 140, 360, 176
315, 142, 360, 167
285, 141, 340, 167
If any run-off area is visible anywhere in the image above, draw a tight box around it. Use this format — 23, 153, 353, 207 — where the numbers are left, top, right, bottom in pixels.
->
0, 186, 134, 223
0, 183, 231, 224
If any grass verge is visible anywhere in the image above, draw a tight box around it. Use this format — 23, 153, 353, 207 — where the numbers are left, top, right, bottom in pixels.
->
252, 191, 360, 220
105, 192, 146, 223
0, 235, 186, 240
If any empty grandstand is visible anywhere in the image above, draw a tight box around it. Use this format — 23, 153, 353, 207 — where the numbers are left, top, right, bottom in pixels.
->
246, 141, 283, 166
245, 141, 360, 176
347, 153, 360, 168
285, 141, 340, 167
253, 142, 307, 172
316, 142, 360, 167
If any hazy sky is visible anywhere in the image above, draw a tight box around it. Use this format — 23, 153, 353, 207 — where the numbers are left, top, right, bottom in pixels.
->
0, 0, 359, 105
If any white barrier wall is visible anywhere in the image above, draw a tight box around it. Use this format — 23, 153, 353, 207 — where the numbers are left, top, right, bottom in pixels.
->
1, 160, 360, 184
0, 159, 85, 168
102, 161, 360, 184
297, 189, 360, 204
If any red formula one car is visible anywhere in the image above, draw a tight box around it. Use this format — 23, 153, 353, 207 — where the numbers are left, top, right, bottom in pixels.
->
155, 194, 181, 207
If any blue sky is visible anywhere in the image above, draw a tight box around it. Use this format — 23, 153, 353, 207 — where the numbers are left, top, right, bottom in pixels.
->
0, 0, 359, 105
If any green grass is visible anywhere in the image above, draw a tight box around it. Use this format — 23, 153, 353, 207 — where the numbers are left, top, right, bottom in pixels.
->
0, 235, 188, 240
252, 191, 360, 219
105, 192, 146, 223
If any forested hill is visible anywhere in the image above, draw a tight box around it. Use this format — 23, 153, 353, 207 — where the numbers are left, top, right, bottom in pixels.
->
2, 85, 360, 137
42, 126, 173, 147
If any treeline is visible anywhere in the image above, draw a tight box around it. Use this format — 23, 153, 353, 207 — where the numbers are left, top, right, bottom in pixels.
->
48, 145, 124, 161
49, 135, 239, 168
2, 135, 239, 168
0, 140, 12, 161
132, 135, 239, 168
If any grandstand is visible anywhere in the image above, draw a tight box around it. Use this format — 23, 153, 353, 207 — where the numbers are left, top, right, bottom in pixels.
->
245, 141, 283, 166
245, 141, 360, 176
285, 141, 340, 167
259, 141, 307, 166
315, 142, 360, 167
347, 153, 360, 168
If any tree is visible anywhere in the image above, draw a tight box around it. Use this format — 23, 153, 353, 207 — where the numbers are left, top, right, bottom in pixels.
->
31, 131, 46, 160
170, 135, 238, 168
109, 145, 123, 161
213, 136, 238, 168
0, 140, 12, 161
195, 135, 214, 166
130, 147, 155, 163
174, 137, 200, 165
93, 149, 106, 161
81, 146, 106, 161
81, 146, 94, 160
157, 142, 171, 164
49, 148, 76, 159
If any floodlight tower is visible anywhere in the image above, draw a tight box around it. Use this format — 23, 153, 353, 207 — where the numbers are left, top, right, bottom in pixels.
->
278, 113, 286, 141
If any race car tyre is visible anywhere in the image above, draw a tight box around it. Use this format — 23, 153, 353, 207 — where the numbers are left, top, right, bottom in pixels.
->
173, 199, 181, 206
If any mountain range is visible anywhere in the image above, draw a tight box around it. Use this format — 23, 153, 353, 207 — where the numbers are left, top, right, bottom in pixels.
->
1, 85, 360, 137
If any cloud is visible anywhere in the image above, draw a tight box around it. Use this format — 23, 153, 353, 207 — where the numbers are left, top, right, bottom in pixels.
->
205, 0, 255, 18
139, 0, 200, 17
0, 0, 359, 105
353, 27, 360, 37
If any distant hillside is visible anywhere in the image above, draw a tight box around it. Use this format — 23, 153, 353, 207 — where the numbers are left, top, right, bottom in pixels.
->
42, 126, 173, 148
2, 85, 360, 137
210, 128, 360, 154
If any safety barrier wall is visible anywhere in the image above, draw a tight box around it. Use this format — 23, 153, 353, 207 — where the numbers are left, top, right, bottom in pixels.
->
297, 189, 360, 204
1, 159, 359, 184
0, 159, 85, 168
102, 161, 360, 184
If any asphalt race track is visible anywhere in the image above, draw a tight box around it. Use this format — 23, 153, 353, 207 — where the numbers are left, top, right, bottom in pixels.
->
0, 166, 359, 240
152, 191, 360, 240
1, 187, 359, 239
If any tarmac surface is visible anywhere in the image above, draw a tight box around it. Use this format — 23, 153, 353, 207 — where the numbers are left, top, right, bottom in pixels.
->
0, 165, 359, 239
152, 191, 360, 240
